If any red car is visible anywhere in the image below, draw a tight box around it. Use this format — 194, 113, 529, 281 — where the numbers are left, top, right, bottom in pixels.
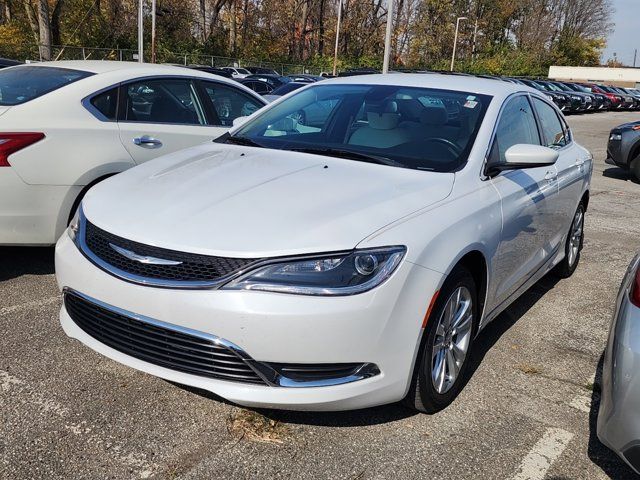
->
580, 83, 623, 110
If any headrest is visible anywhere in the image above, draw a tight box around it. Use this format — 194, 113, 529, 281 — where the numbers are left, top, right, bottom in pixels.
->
383, 100, 398, 113
367, 112, 400, 130
419, 105, 447, 126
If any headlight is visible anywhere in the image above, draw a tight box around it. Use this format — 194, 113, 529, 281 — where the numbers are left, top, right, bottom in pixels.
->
67, 205, 82, 243
223, 246, 406, 296
610, 133, 622, 141
572, 95, 581, 101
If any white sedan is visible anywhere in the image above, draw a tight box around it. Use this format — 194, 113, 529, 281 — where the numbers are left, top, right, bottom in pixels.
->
56, 74, 592, 412
0, 60, 266, 245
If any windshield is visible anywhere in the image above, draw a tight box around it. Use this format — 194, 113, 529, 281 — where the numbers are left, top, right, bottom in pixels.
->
229, 83, 491, 172
0, 66, 92, 106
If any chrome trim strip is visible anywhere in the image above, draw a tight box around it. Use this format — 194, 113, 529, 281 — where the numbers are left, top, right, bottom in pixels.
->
62, 287, 380, 388
108, 243, 184, 266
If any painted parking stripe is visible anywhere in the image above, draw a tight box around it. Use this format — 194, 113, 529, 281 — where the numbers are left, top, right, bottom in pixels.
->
512, 427, 574, 480
569, 372, 596, 414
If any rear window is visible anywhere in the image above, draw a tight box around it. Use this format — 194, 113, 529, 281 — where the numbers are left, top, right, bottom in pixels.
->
0, 66, 92, 106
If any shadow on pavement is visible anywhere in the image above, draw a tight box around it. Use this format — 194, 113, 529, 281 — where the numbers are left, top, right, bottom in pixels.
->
587, 354, 638, 479
0, 246, 55, 281
603, 167, 639, 184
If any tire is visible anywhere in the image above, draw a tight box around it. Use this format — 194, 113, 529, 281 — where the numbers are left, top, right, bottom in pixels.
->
631, 157, 640, 182
553, 202, 585, 279
405, 266, 478, 413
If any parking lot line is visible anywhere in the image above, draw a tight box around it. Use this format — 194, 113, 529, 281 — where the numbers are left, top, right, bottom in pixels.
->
0, 296, 59, 315
512, 427, 574, 480
1, 369, 157, 478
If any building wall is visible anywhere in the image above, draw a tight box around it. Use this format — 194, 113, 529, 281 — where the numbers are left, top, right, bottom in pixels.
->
548, 66, 640, 87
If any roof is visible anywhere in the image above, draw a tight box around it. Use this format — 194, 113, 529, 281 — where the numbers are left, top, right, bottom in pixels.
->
322, 73, 533, 99
24, 60, 200, 76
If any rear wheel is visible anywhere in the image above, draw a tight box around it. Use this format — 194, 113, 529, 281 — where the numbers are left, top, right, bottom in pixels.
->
554, 203, 585, 278
405, 266, 477, 413
631, 157, 640, 182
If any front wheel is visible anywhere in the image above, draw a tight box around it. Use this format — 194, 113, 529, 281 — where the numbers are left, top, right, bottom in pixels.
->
405, 266, 477, 413
553, 202, 585, 278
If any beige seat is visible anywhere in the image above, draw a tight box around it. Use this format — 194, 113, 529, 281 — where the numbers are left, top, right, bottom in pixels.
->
348, 101, 411, 148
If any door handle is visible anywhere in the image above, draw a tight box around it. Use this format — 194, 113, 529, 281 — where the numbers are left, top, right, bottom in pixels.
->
133, 135, 163, 149
544, 170, 557, 183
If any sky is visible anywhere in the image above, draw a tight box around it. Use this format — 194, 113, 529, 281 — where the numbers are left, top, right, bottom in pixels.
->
602, 0, 640, 66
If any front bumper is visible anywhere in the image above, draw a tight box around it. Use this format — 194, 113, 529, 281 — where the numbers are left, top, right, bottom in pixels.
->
598, 255, 640, 473
55, 232, 441, 411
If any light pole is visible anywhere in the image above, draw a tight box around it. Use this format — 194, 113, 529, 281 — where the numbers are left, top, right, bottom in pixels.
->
382, 0, 394, 74
450, 16, 467, 72
151, 0, 157, 63
332, 0, 343, 76
137, 0, 144, 62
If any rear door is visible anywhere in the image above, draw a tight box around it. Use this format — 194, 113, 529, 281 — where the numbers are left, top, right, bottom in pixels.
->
488, 94, 560, 309
117, 77, 223, 164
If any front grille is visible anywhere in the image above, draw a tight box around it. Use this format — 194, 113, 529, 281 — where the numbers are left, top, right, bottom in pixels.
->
64, 291, 266, 385
83, 220, 259, 284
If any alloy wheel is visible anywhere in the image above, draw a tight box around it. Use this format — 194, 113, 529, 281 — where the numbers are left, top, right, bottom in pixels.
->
567, 208, 584, 267
431, 286, 473, 394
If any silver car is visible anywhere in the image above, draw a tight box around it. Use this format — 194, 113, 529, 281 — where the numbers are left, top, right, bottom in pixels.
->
598, 252, 640, 473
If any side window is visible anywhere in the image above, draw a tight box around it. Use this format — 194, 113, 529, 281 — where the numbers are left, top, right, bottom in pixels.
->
532, 97, 568, 148
120, 78, 205, 125
202, 82, 263, 126
491, 95, 540, 163
90, 87, 118, 120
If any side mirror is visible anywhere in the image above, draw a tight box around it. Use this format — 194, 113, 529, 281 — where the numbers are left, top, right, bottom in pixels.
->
232, 116, 249, 127
487, 144, 559, 176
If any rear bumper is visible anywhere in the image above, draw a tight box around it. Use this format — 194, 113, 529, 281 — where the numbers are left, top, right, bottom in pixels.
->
0, 168, 81, 245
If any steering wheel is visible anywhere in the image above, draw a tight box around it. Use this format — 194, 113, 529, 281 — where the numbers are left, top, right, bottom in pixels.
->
424, 137, 462, 156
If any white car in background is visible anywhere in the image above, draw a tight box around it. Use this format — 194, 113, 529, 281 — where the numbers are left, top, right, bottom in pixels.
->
56, 74, 592, 412
0, 60, 266, 245
221, 67, 251, 78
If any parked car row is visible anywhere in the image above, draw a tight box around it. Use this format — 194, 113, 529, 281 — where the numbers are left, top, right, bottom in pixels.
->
500, 77, 640, 113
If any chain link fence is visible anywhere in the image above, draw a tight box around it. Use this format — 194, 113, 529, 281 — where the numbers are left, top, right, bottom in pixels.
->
17, 45, 322, 75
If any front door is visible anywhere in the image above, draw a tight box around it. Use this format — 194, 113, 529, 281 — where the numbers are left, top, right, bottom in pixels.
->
487, 95, 560, 311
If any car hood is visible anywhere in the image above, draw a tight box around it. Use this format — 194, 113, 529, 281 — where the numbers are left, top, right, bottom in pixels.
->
0, 106, 10, 117
612, 121, 640, 132
83, 143, 454, 258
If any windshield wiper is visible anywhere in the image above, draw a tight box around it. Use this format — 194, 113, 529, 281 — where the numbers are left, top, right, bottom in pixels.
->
290, 147, 402, 167
223, 135, 265, 148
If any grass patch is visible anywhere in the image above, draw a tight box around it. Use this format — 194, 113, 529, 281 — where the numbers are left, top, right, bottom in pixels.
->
227, 409, 289, 445
584, 381, 601, 393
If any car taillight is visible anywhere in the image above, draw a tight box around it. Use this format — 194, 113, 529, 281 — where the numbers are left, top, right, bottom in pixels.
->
0, 133, 45, 167
632, 264, 640, 308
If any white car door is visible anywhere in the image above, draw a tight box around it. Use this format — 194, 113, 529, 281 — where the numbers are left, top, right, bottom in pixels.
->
117, 77, 228, 164
487, 94, 560, 310
530, 96, 586, 232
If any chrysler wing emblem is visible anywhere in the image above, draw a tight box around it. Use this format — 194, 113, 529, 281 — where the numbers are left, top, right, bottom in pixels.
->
109, 243, 183, 266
